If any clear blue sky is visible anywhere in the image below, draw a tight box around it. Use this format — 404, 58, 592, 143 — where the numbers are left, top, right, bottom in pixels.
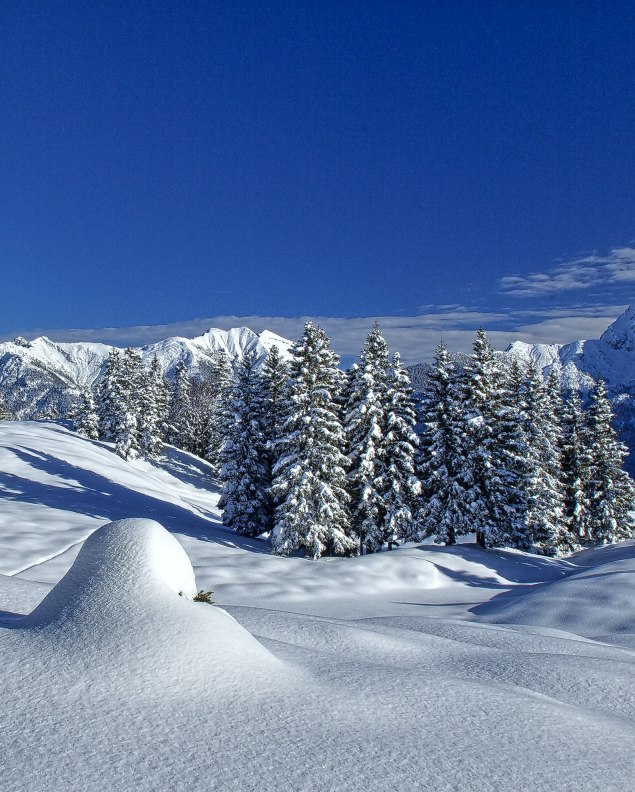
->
1, 0, 634, 347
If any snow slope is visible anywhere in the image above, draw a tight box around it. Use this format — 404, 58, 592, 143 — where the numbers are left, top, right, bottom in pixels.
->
0, 326, 292, 418
1, 422, 634, 791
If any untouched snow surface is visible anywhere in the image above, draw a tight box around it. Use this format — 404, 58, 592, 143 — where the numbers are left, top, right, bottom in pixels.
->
1, 423, 634, 791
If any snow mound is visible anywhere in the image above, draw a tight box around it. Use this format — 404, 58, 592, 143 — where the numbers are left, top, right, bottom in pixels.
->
17, 519, 282, 688
26, 518, 198, 627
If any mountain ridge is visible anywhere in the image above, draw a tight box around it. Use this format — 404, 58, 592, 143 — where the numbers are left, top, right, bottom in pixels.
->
0, 326, 293, 418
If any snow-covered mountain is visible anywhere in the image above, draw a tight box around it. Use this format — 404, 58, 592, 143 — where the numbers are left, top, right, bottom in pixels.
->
0, 327, 292, 418
505, 304, 635, 392
504, 305, 635, 467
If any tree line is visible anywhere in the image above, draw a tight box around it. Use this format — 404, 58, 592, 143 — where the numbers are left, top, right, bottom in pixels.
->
73, 324, 635, 558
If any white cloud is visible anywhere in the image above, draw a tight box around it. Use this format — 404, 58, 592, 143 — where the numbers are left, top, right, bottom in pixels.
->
500, 246, 635, 296
1, 305, 627, 366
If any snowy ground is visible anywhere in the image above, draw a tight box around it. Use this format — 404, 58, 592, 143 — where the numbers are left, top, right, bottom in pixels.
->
0, 422, 634, 791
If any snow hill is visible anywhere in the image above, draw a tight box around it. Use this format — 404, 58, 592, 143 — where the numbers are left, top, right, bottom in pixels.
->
1, 421, 634, 790
0, 326, 292, 418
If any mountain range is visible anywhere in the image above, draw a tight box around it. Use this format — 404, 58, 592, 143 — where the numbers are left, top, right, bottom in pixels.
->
2, 307, 635, 466
0, 327, 292, 418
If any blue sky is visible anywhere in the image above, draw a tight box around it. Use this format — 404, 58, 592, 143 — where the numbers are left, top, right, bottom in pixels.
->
1, 1, 634, 361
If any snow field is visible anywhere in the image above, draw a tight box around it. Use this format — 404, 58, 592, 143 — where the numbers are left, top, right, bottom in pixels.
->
1, 422, 634, 790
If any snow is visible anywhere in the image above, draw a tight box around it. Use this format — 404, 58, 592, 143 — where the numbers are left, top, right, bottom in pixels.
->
1, 422, 635, 790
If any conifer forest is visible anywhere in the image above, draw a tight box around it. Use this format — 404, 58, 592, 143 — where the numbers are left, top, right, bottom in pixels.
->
76, 323, 635, 559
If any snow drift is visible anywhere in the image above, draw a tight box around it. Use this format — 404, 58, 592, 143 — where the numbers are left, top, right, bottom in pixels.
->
16, 519, 281, 687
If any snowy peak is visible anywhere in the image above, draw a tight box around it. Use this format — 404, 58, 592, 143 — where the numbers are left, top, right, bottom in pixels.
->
600, 303, 635, 351
504, 340, 563, 371
504, 304, 635, 388
0, 326, 293, 418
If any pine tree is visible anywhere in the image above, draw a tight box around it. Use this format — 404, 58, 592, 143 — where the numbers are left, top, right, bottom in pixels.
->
518, 361, 566, 555
97, 349, 124, 442
138, 356, 166, 459
271, 322, 355, 559
74, 386, 99, 440
343, 322, 390, 554
465, 330, 528, 549
205, 354, 234, 472
586, 378, 635, 543
0, 394, 13, 421
112, 347, 143, 460
560, 387, 593, 546
260, 345, 289, 532
167, 362, 196, 452
418, 341, 474, 545
218, 355, 270, 536
376, 352, 420, 549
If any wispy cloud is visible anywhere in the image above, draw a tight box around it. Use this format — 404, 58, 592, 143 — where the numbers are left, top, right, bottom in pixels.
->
1, 305, 627, 366
500, 246, 635, 296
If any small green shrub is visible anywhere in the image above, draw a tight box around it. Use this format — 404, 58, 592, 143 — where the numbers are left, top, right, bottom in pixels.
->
193, 589, 214, 604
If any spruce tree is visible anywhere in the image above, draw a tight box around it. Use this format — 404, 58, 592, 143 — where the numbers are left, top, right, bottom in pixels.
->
97, 349, 124, 442
418, 341, 474, 545
167, 362, 196, 453
343, 322, 390, 554
205, 354, 234, 472
260, 345, 289, 532
138, 356, 166, 459
271, 322, 355, 559
74, 386, 99, 440
218, 354, 270, 536
560, 387, 593, 546
376, 352, 420, 549
0, 395, 12, 421
586, 378, 635, 543
112, 347, 143, 460
519, 361, 566, 555
464, 330, 528, 549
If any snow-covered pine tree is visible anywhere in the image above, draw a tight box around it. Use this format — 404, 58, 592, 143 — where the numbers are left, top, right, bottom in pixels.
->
463, 329, 499, 548
465, 329, 528, 549
418, 341, 474, 545
519, 361, 566, 555
484, 353, 530, 549
138, 356, 166, 459
97, 348, 124, 441
585, 378, 635, 543
74, 386, 99, 440
0, 394, 13, 420
271, 322, 355, 559
111, 347, 143, 460
560, 387, 593, 546
343, 322, 389, 554
218, 354, 270, 536
376, 352, 420, 549
205, 353, 234, 472
260, 344, 289, 532
167, 362, 196, 452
